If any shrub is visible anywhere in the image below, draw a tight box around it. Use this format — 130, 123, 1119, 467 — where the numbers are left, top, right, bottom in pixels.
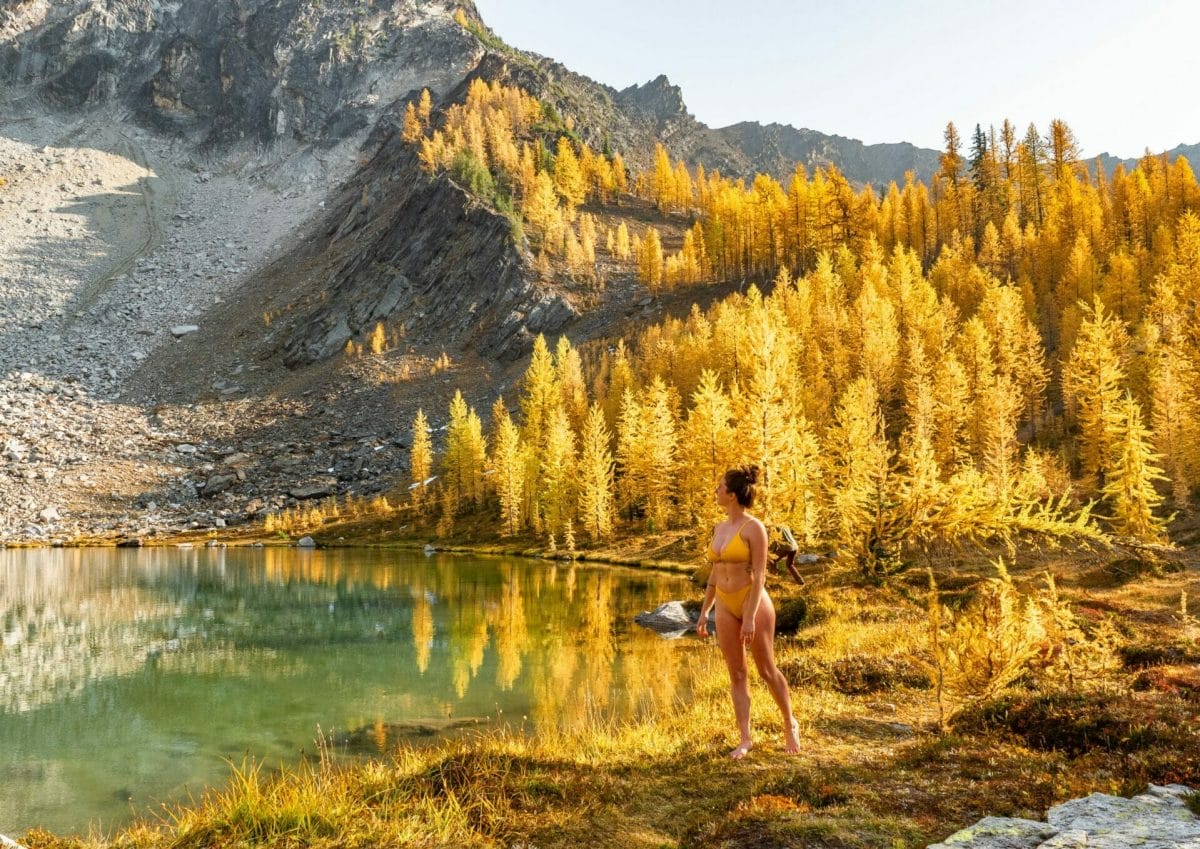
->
450, 149, 494, 200
918, 561, 1120, 729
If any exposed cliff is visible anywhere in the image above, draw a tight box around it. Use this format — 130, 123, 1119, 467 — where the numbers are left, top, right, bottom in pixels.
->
1, 0, 482, 148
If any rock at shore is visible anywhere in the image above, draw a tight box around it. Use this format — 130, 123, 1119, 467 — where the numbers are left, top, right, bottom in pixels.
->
928, 784, 1200, 848
634, 601, 713, 638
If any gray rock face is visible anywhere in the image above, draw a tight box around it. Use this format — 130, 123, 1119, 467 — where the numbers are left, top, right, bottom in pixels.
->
1, 0, 483, 149
275, 140, 576, 365
929, 785, 1200, 849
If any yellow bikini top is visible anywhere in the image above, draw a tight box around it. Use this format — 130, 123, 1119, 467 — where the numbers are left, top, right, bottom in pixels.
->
706, 518, 752, 563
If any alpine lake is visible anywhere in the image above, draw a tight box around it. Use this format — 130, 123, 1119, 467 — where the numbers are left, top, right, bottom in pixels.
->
0, 546, 703, 836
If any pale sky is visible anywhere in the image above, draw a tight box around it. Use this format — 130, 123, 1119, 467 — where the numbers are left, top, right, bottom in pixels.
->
471, 0, 1199, 160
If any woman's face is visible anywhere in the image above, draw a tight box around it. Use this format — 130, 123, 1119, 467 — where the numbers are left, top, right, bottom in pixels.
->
715, 477, 735, 506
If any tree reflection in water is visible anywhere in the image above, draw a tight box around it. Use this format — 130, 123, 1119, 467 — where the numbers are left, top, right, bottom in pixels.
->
0, 547, 699, 834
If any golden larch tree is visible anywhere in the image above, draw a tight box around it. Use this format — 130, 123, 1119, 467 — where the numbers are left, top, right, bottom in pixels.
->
576, 403, 616, 541
1104, 392, 1168, 542
489, 397, 525, 536
409, 408, 433, 515
539, 403, 577, 541
1062, 296, 1129, 492
679, 369, 735, 528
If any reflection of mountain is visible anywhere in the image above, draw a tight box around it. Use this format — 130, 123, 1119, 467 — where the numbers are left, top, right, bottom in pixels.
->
1, 553, 181, 715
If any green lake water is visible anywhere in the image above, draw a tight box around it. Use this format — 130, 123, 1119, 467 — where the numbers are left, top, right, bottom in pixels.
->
0, 546, 702, 837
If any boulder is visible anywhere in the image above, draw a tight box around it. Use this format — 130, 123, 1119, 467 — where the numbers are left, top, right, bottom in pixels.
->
296, 536, 316, 548
200, 473, 236, 497
926, 816, 1055, 848
288, 478, 337, 499
634, 601, 713, 638
929, 784, 1200, 848
1044, 786, 1200, 849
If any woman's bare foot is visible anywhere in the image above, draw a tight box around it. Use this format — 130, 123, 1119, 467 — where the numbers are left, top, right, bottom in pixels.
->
729, 739, 753, 760
784, 718, 801, 754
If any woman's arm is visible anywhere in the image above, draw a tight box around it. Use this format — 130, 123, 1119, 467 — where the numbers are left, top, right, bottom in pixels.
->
697, 571, 717, 637
740, 520, 770, 642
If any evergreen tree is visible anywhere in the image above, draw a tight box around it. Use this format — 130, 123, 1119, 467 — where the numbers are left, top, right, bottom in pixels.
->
1019, 123, 1047, 226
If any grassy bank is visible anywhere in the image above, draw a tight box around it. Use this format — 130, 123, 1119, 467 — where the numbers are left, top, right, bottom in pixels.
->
18, 547, 1200, 849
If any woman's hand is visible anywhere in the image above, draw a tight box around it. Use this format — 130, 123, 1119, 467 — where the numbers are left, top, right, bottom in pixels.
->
741, 619, 755, 644
696, 611, 710, 638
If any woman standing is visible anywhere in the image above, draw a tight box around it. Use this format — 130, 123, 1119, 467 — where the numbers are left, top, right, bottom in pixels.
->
696, 465, 801, 758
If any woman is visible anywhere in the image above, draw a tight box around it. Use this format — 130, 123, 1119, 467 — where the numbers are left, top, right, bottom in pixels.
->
697, 465, 801, 759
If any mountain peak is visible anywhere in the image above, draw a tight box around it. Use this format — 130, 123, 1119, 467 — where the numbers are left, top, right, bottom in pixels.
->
616, 74, 690, 125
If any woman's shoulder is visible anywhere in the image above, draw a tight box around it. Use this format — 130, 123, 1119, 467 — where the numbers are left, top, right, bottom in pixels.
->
739, 513, 768, 534
741, 514, 767, 534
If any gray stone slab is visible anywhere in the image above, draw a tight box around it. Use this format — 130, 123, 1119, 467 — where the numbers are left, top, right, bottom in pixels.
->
1042, 788, 1200, 849
926, 815, 1057, 848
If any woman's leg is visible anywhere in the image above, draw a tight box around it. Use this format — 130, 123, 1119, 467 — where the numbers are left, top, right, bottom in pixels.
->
748, 594, 801, 754
715, 602, 753, 758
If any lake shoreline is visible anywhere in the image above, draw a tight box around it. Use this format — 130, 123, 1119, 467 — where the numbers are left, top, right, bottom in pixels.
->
0, 520, 711, 577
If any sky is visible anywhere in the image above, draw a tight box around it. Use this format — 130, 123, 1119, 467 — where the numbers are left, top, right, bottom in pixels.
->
471, 0, 1199, 160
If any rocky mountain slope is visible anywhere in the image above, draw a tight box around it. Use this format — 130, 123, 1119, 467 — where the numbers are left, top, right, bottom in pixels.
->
1093, 142, 1200, 177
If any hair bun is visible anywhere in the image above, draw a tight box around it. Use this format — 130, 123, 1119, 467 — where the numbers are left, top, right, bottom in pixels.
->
745, 464, 760, 485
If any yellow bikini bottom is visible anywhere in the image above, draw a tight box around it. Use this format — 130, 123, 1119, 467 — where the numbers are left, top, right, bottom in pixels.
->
715, 583, 751, 616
